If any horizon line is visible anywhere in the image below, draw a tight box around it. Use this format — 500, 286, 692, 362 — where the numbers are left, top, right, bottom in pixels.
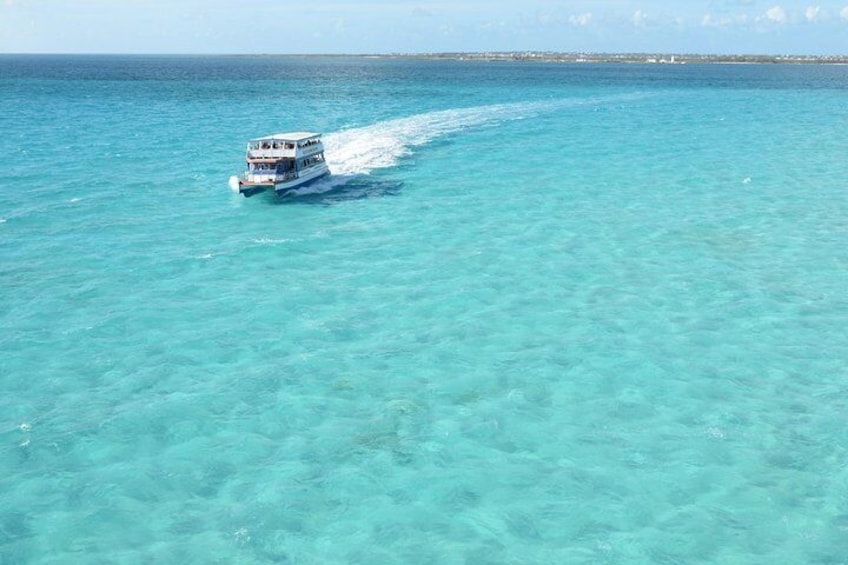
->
2, 51, 847, 62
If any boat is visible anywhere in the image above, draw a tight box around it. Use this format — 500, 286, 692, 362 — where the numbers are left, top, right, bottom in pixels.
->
229, 132, 330, 197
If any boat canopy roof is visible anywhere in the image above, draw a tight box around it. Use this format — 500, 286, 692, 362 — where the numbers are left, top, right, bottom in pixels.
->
250, 132, 321, 143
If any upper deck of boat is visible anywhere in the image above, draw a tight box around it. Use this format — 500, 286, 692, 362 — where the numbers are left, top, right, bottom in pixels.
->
246, 132, 324, 162
250, 132, 321, 143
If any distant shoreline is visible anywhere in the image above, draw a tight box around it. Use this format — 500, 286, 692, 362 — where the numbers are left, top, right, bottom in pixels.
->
364, 52, 848, 65
3, 52, 847, 64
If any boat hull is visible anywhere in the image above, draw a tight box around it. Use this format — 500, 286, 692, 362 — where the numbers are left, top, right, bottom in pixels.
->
274, 168, 330, 196
232, 165, 330, 198
239, 184, 271, 198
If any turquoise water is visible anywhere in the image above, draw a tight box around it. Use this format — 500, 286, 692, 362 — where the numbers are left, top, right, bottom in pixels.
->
2, 55, 848, 563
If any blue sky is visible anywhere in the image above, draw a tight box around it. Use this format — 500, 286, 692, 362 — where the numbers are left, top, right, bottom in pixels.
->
1, 1, 847, 55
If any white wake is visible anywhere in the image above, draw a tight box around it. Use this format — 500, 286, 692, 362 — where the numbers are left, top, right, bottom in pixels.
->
323, 101, 560, 178
287, 95, 646, 196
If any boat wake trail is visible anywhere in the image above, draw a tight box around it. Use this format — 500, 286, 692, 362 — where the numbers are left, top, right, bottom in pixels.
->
324, 102, 554, 176
289, 95, 646, 196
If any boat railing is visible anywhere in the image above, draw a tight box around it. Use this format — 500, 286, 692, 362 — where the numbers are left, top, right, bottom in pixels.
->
247, 148, 296, 160
241, 171, 270, 181
276, 172, 298, 182
240, 171, 299, 183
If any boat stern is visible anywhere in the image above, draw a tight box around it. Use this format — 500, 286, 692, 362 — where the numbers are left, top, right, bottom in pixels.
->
229, 175, 273, 198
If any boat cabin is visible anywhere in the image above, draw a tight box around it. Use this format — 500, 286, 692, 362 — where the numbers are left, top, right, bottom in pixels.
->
246, 132, 324, 161
231, 131, 330, 196
240, 132, 327, 187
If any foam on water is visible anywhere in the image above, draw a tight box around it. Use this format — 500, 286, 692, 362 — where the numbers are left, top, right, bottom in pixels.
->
329, 95, 658, 177
323, 101, 557, 176
291, 98, 614, 196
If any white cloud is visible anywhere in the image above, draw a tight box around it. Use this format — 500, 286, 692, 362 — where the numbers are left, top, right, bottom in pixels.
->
764, 5, 787, 23
411, 7, 433, 18
701, 11, 751, 28
537, 12, 555, 25
568, 12, 592, 27
632, 10, 647, 28
841, 6, 848, 19
701, 13, 719, 27
476, 21, 505, 33
805, 5, 820, 21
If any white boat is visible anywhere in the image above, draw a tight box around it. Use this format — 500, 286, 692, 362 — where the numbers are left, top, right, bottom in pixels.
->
229, 132, 330, 197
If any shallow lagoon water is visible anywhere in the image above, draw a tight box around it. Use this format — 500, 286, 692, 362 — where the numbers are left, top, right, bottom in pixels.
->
2, 56, 848, 563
